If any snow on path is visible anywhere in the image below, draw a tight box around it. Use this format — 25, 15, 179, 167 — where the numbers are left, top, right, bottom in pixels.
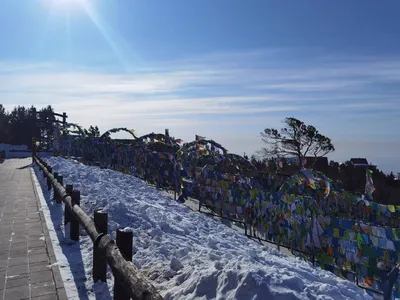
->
40, 156, 370, 300
31, 163, 112, 300
0, 144, 53, 158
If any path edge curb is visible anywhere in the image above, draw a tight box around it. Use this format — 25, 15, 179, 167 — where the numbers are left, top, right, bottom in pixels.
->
30, 165, 69, 300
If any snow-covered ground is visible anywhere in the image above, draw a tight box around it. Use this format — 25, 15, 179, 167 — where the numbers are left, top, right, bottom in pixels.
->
31, 161, 112, 300
0, 144, 28, 158
0, 144, 52, 158
32, 156, 372, 300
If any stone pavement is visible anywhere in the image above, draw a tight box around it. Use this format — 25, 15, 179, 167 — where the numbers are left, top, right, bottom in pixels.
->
0, 158, 67, 300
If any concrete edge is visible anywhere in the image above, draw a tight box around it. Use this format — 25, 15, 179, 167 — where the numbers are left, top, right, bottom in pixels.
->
29, 165, 69, 300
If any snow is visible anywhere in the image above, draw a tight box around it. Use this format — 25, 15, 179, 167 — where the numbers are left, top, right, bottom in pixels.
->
32, 156, 372, 300
95, 208, 107, 214
119, 227, 134, 233
0, 144, 28, 151
0, 144, 28, 158
31, 162, 113, 300
0, 144, 53, 158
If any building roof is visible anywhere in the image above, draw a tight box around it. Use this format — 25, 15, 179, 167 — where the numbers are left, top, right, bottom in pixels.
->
350, 158, 369, 165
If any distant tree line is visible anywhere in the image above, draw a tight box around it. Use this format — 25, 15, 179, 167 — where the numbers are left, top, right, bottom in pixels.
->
0, 104, 102, 150
0, 104, 56, 149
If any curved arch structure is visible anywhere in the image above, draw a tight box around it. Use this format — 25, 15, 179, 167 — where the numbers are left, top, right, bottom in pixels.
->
131, 133, 180, 152
178, 139, 227, 157
278, 169, 331, 200
100, 127, 137, 139
215, 153, 256, 176
177, 139, 229, 178
65, 123, 85, 136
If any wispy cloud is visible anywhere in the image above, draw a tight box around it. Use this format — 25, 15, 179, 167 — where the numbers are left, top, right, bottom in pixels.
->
1, 50, 400, 170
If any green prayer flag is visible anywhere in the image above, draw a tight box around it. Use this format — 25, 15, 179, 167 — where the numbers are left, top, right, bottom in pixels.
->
357, 232, 364, 250
333, 228, 340, 238
395, 229, 400, 241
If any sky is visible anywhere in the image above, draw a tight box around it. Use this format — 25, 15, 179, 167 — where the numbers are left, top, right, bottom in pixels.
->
0, 0, 399, 173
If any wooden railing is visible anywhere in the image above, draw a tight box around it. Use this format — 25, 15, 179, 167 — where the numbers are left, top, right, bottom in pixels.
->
33, 156, 163, 300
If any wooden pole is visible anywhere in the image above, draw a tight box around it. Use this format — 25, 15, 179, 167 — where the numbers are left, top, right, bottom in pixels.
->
116, 228, 133, 262
114, 228, 133, 300
47, 177, 52, 190
33, 157, 163, 300
56, 175, 63, 204
70, 190, 80, 241
62, 112, 67, 126
47, 166, 53, 190
65, 184, 73, 225
32, 108, 36, 164
97, 235, 163, 300
93, 209, 108, 282
53, 172, 59, 200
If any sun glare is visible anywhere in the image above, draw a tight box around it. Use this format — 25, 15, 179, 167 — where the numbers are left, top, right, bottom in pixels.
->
41, 0, 87, 12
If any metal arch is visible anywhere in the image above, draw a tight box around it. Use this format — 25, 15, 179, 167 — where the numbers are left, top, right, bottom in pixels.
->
218, 153, 256, 170
178, 139, 228, 156
100, 127, 137, 139
65, 123, 85, 136
135, 132, 179, 147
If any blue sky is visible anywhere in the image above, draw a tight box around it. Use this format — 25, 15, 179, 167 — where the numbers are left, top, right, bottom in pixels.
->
0, 0, 399, 173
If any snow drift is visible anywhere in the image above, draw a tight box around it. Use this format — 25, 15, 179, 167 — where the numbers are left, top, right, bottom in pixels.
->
34, 156, 371, 300
0, 144, 52, 158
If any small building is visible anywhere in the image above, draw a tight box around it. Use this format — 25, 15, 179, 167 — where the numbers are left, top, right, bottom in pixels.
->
350, 158, 377, 170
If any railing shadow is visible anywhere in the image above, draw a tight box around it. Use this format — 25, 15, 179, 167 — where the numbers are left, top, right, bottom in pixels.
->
33, 166, 92, 300
17, 163, 32, 170
94, 277, 113, 300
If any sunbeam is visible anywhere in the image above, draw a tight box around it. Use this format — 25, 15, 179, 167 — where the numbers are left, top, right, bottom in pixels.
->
79, 1, 133, 73
39, 0, 143, 73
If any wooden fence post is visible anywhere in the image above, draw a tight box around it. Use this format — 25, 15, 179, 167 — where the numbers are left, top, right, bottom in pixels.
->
56, 176, 63, 204
65, 184, 73, 225
38, 159, 48, 178
70, 190, 80, 241
114, 228, 133, 300
47, 167, 53, 191
53, 172, 59, 200
93, 209, 108, 282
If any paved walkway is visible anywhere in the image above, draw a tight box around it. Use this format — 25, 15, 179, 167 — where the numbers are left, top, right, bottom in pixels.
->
0, 158, 67, 300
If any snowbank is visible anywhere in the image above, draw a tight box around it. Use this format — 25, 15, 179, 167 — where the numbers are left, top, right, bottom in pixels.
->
0, 144, 53, 158
35, 156, 371, 300
32, 163, 112, 300
0, 144, 28, 158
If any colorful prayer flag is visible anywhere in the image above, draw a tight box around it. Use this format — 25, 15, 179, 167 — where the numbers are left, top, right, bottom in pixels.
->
365, 170, 375, 199
195, 135, 206, 141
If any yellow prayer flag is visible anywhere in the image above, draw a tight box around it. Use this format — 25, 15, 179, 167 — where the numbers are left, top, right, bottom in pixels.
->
388, 205, 395, 213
